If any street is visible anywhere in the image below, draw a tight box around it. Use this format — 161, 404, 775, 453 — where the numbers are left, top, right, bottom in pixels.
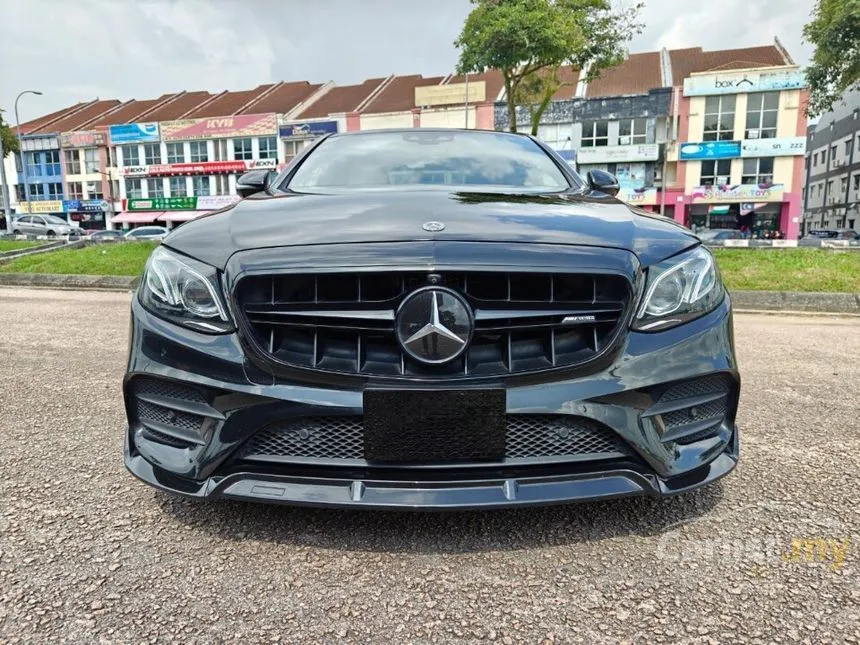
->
0, 287, 858, 643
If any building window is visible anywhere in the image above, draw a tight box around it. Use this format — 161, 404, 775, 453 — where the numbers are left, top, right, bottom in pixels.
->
45, 150, 61, 176
213, 140, 228, 161
745, 92, 779, 139
214, 174, 230, 196
259, 136, 278, 160
618, 119, 647, 145
46, 183, 63, 199
144, 143, 161, 165
840, 176, 848, 194
845, 138, 853, 156
233, 138, 253, 160
580, 121, 609, 147
169, 176, 187, 197
192, 175, 210, 196
84, 148, 99, 174
146, 178, 165, 198
853, 174, 860, 191
122, 145, 140, 166
67, 181, 84, 199
741, 158, 774, 184
283, 140, 306, 162
703, 95, 736, 141
64, 150, 81, 175
125, 178, 143, 198
812, 152, 817, 167
88, 179, 104, 200
700, 160, 731, 186
189, 141, 208, 163
166, 142, 185, 164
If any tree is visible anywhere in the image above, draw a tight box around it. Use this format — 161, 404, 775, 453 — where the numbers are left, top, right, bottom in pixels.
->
455, 0, 643, 134
0, 110, 19, 156
803, 0, 860, 116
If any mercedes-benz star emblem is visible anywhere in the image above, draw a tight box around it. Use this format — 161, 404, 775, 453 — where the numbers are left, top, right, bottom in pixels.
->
395, 287, 473, 364
422, 221, 445, 232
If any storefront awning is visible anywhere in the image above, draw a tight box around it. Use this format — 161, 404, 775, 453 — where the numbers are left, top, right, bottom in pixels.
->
111, 211, 164, 224
156, 210, 211, 223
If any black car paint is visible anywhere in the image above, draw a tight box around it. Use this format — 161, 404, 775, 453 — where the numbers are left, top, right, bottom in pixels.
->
124, 129, 739, 509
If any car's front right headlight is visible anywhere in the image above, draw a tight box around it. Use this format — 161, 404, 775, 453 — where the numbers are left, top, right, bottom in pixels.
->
139, 246, 234, 333
632, 245, 725, 332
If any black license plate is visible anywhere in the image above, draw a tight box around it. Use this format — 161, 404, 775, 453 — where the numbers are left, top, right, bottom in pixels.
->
363, 389, 506, 463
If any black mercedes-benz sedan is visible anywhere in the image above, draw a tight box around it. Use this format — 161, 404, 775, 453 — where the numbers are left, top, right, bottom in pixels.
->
123, 129, 740, 510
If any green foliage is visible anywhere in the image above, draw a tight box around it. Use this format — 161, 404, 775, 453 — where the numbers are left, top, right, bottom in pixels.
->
0, 111, 19, 155
455, 0, 643, 133
713, 249, 860, 293
803, 0, 860, 116
0, 241, 158, 276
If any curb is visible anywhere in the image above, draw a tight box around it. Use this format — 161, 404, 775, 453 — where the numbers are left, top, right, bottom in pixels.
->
0, 273, 138, 291
730, 290, 860, 314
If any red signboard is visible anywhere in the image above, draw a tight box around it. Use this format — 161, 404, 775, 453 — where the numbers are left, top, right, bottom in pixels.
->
160, 114, 277, 141
147, 161, 248, 176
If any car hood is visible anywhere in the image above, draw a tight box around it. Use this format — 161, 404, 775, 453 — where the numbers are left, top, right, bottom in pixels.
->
165, 190, 698, 268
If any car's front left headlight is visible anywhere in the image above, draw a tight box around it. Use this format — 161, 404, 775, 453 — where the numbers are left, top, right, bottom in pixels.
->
139, 246, 233, 333
632, 245, 725, 332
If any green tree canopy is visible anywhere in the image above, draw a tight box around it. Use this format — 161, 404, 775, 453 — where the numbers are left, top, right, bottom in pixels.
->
0, 111, 19, 155
803, 0, 860, 116
455, 0, 643, 134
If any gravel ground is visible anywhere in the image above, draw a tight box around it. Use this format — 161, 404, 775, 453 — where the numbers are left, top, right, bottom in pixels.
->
1, 287, 858, 644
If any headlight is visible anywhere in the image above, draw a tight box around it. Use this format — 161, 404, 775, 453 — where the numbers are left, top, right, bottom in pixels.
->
139, 246, 233, 333
633, 245, 724, 331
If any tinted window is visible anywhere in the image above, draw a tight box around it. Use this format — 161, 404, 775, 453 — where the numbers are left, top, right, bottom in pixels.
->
287, 131, 573, 193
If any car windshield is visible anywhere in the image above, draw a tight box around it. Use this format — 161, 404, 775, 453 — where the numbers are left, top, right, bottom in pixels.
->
286, 131, 573, 193
44, 215, 67, 225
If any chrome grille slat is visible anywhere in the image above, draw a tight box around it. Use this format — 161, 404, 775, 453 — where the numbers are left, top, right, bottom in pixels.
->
236, 271, 630, 379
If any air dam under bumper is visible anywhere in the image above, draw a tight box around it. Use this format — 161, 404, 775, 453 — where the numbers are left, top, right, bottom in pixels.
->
124, 295, 740, 510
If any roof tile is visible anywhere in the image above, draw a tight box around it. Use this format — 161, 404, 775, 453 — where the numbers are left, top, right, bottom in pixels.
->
33, 100, 121, 133
140, 91, 214, 121
185, 85, 274, 118
362, 75, 446, 114
297, 79, 387, 118
239, 81, 324, 115
670, 45, 788, 82
586, 52, 661, 97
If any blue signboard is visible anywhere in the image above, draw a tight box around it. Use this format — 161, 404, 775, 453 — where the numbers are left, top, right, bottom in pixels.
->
679, 141, 741, 160
62, 200, 81, 213
109, 122, 160, 144
63, 199, 108, 213
279, 121, 339, 138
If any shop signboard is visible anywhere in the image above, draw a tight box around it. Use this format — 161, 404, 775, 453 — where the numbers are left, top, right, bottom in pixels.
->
126, 195, 240, 211
415, 81, 486, 107
683, 69, 805, 96
279, 121, 338, 138
739, 136, 806, 157
576, 144, 659, 164
160, 113, 277, 141
123, 160, 273, 176
17, 201, 65, 214
679, 141, 741, 160
618, 187, 658, 206
109, 122, 160, 144
690, 183, 785, 203
59, 130, 106, 148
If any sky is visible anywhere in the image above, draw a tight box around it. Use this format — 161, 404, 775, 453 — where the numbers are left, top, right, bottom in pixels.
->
0, 0, 817, 122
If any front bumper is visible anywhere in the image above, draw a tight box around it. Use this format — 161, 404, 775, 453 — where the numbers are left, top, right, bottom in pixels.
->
124, 294, 740, 510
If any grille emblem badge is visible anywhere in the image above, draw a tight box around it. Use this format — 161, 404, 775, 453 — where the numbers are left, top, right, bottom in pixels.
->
422, 221, 445, 232
396, 287, 473, 364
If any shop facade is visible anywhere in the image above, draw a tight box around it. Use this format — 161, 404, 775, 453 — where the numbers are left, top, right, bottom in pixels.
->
671, 66, 808, 238
15, 134, 65, 217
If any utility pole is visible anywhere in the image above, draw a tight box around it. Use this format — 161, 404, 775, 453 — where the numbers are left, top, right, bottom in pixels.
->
15, 90, 43, 215
0, 135, 12, 233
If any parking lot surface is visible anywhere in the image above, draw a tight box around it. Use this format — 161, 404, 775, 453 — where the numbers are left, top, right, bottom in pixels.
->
1, 287, 858, 643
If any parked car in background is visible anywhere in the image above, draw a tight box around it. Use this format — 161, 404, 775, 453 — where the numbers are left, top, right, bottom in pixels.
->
12, 215, 83, 237
697, 229, 743, 242
89, 230, 125, 242
124, 226, 168, 241
805, 229, 840, 239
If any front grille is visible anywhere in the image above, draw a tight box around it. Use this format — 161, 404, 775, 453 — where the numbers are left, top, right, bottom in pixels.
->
236, 271, 630, 379
662, 397, 728, 430
131, 377, 207, 403
238, 415, 631, 464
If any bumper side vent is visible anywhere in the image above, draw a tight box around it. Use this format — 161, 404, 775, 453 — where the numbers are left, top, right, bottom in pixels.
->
643, 374, 735, 444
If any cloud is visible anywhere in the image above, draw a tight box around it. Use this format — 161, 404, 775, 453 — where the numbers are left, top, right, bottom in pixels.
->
0, 0, 816, 119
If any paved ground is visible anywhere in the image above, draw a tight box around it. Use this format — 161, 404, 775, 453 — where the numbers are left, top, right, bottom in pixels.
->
1, 287, 858, 644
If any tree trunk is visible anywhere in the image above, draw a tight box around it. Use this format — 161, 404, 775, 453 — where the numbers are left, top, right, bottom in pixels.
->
529, 86, 555, 136
503, 77, 517, 133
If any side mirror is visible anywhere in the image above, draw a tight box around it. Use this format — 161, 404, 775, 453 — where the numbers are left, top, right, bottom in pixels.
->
586, 169, 620, 197
236, 170, 278, 198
